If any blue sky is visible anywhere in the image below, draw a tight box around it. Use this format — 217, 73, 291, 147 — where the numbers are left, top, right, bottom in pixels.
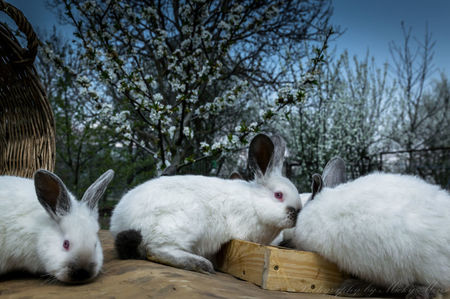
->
2, 0, 449, 79
331, 0, 450, 78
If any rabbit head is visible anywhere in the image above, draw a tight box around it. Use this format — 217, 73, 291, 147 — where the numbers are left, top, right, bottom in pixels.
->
34, 169, 114, 283
248, 134, 301, 229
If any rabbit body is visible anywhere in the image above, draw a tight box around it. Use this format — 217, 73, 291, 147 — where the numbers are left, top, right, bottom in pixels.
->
110, 174, 300, 272
0, 170, 113, 283
293, 172, 450, 290
110, 134, 301, 273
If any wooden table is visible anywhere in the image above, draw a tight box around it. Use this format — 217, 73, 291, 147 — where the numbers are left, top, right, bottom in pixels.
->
0, 231, 404, 298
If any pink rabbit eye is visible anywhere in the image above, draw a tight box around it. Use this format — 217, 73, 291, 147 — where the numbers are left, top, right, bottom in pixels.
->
274, 192, 284, 202
63, 240, 70, 251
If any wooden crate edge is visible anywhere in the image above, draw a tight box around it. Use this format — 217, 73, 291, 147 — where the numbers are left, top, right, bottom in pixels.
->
217, 239, 346, 294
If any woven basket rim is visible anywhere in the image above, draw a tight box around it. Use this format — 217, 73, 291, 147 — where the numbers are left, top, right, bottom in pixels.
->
0, 0, 56, 178
0, 0, 39, 64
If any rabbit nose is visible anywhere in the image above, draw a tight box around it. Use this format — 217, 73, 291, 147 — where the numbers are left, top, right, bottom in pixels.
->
287, 206, 296, 214
69, 267, 92, 282
68, 262, 96, 282
286, 206, 300, 224
287, 206, 301, 214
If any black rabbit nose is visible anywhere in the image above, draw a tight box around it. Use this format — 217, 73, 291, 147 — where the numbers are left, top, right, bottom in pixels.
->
287, 206, 296, 214
69, 267, 92, 282
286, 206, 300, 225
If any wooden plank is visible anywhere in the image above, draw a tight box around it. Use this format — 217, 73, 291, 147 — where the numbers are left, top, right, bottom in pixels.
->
1, 231, 343, 299
264, 245, 345, 293
216, 239, 266, 286
216, 239, 346, 294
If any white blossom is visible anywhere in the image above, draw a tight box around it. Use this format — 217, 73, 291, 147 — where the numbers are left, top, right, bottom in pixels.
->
168, 126, 176, 138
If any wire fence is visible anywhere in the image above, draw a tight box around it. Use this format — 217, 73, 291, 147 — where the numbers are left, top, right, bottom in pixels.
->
378, 147, 450, 190
285, 147, 450, 191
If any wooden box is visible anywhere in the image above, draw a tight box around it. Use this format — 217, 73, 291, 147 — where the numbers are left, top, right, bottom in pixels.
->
216, 239, 346, 294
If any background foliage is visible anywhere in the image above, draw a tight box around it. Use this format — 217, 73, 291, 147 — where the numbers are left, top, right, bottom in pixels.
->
34, 0, 449, 207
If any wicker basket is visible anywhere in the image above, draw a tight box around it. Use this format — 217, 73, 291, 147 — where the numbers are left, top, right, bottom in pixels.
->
0, 0, 55, 178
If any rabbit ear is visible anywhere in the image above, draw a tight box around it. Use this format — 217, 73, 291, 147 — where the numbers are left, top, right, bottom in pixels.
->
81, 169, 115, 210
266, 134, 286, 175
322, 157, 346, 188
248, 134, 274, 179
34, 170, 71, 221
161, 165, 177, 176
310, 173, 323, 200
229, 172, 243, 180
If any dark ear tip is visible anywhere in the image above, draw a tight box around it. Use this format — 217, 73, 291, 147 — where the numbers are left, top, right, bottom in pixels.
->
269, 134, 285, 143
229, 172, 243, 180
161, 165, 177, 176
100, 169, 115, 181
312, 173, 322, 184
34, 169, 52, 178
325, 156, 346, 168
251, 133, 272, 143
311, 173, 323, 200
33, 169, 58, 184
105, 169, 115, 177
99, 169, 115, 185
249, 133, 275, 153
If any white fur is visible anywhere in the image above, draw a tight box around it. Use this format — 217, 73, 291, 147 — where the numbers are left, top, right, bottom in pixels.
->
110, 173, 300, 271
293, 172, 450, 291
0, 175, 103, 282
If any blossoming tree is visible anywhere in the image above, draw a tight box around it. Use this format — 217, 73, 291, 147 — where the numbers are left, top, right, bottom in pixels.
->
45, 0, 333, 176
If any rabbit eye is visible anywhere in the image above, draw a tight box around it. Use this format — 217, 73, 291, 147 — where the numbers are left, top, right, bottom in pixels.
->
63, 240, 70, 251
274, 192, 284, 202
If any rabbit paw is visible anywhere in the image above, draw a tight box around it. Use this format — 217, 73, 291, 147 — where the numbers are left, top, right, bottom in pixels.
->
148, 247, 215, 274
187, 257, 215, 274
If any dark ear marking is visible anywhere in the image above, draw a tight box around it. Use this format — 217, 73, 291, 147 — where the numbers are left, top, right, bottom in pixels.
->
248, 134, 274, 178
322, 156, 346, 188
311, 173, 323, 200
229, 172, 243, 180
34, 170, 71, 221
267, 135, 286, 175
81, 169, 115, 210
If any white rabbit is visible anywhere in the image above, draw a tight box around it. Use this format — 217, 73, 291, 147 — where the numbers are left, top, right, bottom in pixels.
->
0, 169, 114, 283
292, 157, 450, 298
110, 134, 301, 273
